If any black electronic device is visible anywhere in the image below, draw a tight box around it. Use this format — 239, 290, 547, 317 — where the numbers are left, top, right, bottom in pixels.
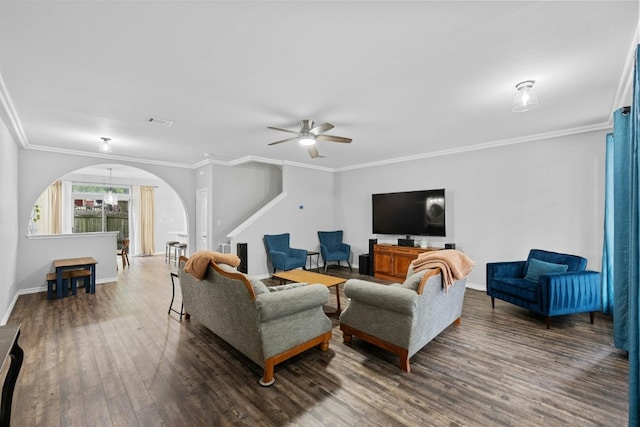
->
445, 243, 456, 250
397, 238, 415, 247
372, 189, 446, 236
368, 238, 377, 274
237, 242, 248, 273
359, 254, 371, 275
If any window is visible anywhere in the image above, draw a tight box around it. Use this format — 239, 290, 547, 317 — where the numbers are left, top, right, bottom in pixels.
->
72, 184, 130, 245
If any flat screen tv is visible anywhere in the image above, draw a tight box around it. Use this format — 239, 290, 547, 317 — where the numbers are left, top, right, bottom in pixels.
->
372, 189, 446, 236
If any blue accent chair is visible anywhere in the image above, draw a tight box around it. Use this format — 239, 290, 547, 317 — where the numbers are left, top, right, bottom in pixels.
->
264, 233, 308, 273
486, 249, 601, 329
318, 230, 352, 273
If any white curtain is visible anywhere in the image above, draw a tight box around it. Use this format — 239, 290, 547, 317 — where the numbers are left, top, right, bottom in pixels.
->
132, 186, 141, 256
61, 181, 73, 234
137, 186, 156, 255
33, 181, 62, 234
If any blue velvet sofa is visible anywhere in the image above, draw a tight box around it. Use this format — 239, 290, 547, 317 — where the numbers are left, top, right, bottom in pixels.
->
486, 249, 601, 328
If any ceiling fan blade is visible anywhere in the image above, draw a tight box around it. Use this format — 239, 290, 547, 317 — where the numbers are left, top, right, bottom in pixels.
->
317, 134, 352, 143
309, 122, 334, 135
307, 145, 320, 158
268, 137, 298, 146
268, 126, 299, 134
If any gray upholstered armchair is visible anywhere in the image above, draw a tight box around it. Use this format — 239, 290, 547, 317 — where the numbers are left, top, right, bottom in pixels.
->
339, 266, 466, 372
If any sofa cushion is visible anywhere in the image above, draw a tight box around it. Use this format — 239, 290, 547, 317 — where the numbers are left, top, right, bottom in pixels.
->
524, 258, 568, 282
490, 277, 539, 303
269, 282, 308, 292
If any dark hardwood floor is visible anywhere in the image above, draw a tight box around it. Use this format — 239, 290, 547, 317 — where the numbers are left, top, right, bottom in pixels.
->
4, 256, 628, 426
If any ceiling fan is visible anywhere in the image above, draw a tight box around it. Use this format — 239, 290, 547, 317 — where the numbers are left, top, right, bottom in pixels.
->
268, 119, 352, 158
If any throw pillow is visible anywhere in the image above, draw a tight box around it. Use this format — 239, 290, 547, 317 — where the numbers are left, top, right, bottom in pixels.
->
524, 258, 569, 282
401, 272, 424, 291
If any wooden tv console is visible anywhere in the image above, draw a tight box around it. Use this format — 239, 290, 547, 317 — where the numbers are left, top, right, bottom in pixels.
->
373, 244, 440, 281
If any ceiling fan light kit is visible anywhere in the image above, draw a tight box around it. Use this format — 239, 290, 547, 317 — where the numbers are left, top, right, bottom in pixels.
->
299, 134, 316, 146
512, 80, 539, 112
268, 119, 352, 158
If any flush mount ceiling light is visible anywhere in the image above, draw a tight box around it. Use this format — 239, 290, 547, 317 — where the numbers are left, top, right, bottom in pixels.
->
512, 80, 539, 112
103, 168, 117, 206
99, 137, 112, 153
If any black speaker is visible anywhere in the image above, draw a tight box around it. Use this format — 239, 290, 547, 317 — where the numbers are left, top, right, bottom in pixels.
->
359, 254, 370, 275
368, 238, 377, 274
237, 242, 248, 273
445, 243, 456, 250
398, 238, 414, 247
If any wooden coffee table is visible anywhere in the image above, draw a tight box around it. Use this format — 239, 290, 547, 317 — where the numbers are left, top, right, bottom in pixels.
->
272, 269, 347, 315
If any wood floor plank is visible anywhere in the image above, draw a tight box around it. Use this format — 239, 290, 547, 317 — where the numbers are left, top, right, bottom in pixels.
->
5, 255, 628, 426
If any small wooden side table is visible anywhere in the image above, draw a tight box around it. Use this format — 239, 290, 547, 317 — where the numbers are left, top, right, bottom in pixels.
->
0, 323, 23, 427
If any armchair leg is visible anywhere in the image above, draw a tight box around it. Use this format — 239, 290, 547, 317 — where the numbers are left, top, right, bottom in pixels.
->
260, 359, 275, 387
399, 349, 410, 373
546, 317, 551, 329
590, 312, 595, 324
491, 297, 495, 309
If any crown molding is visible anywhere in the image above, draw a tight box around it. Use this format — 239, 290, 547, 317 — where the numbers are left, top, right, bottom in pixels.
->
336, 122, 613, 173
24, 144, 193, 169
0, 72, 28, 148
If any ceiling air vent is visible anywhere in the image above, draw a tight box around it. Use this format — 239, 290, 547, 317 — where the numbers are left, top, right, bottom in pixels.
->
147, 116, 174, 126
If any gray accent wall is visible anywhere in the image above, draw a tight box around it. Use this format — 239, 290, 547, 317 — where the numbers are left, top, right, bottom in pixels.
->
335, 130, 606, 289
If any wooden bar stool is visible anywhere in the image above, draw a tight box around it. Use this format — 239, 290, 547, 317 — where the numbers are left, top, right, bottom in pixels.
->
173, 243, 187, 266
165, 241, 179, 263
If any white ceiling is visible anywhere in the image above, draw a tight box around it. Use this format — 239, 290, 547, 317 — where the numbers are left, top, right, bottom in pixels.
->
0, 1, 637, 171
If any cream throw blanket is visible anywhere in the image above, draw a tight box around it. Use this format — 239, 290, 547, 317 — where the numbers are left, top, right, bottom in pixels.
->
410, 249, 475, 290
183, 250, 241, 281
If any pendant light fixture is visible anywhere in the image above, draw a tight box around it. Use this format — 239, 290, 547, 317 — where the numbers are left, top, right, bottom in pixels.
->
512, 80, 539, 112
104, 168, 117, 206
99, 137, 112, 153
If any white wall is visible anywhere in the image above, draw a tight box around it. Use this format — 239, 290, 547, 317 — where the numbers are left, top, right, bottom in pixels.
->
231, 164, 335, 276
18, 149, 195, 291
153, 181, 187, 254
0, 117, 19, 324
335, 130, 606, 289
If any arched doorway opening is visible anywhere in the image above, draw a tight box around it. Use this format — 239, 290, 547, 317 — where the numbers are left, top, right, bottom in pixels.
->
28, 163, 187, 257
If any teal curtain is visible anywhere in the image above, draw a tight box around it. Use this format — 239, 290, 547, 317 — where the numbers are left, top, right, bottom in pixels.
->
607, 45, 640, 426
629, 45, 640, 426
602, 132, 614, 315
612, 108, 631, 351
